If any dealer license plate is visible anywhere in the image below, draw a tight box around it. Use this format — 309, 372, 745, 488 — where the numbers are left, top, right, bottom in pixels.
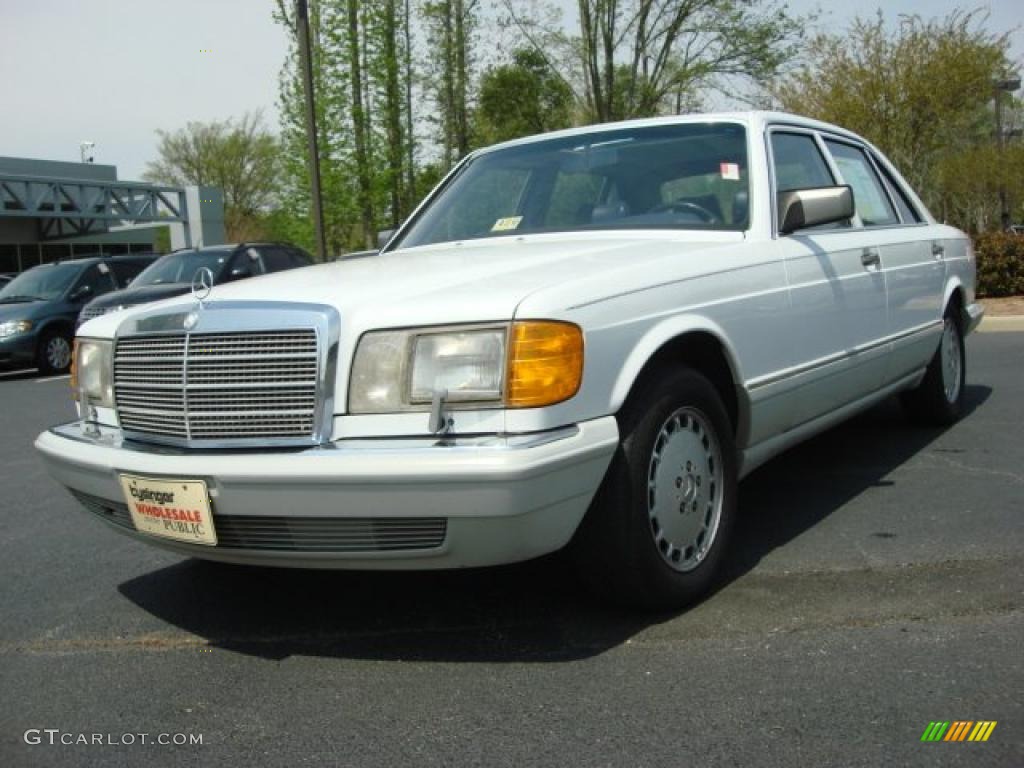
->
119, 474, 217, 546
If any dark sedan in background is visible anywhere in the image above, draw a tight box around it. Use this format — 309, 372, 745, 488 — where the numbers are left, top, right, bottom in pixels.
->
0, 254, 158, 374
77, 243, 314, 327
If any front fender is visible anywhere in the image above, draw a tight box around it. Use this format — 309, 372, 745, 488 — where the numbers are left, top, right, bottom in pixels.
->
608, 315, 749, 438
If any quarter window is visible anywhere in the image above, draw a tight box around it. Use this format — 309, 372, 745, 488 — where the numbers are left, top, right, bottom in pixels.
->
873, 157, 922, 224
823, 140, 898, 227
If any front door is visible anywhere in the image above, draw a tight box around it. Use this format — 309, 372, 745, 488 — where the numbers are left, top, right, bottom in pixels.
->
769, 129, 889, 429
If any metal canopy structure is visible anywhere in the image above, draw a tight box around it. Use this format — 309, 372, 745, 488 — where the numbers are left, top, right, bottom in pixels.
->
0, 173, 189, 243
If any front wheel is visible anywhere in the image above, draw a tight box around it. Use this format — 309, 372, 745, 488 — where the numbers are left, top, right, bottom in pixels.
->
36, 328, 73, 375
900, 308, 965, 426
571, 367, 738, 611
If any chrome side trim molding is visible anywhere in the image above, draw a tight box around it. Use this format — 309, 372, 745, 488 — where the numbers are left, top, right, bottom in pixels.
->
747, 319, 942, 391
740, 369, 925, 478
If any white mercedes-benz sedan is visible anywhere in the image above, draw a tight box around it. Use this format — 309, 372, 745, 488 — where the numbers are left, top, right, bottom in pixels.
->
36, 112, 983, 609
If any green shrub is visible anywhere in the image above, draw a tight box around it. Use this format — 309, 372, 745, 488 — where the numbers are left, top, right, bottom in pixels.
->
974, 232, 1024, 297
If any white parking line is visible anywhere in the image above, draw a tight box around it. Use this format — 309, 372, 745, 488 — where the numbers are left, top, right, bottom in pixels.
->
36, 374, 71, 383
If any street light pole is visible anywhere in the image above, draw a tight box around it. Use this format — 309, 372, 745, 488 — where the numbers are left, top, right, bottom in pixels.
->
994, 76, 1021, 231
296, 0, 328, 261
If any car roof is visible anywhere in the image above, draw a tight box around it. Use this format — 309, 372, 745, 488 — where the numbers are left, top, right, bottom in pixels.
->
176, 243, 303, 255
477, 110, 865, 155
19, 253, 160, 272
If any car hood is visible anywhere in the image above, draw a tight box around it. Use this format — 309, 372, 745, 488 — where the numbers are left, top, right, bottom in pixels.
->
0, 298, 58, 323
81, 233, 743, 337
85, 283, 192, 310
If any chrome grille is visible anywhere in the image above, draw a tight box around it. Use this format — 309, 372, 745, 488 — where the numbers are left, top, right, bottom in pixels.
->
214, 516, 448, 552
114, 329, 320, 443
69, 491, 447, 552
78, 304, 110, 324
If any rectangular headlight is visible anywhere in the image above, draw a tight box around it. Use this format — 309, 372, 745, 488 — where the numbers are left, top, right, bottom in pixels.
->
409, 330, 504, 403
349, 326, 505, 414
74, 338, 113, 410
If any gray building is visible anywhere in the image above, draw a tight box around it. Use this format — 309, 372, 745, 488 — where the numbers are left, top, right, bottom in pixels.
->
0, 156, 225, 274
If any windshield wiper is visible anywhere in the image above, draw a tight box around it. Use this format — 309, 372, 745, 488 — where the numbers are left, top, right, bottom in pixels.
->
0, 294, 44, 303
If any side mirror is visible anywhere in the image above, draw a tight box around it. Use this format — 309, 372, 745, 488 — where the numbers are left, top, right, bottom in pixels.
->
778, 185, 854, 234
69, 285, 93, 302
376, 229, 396, 249
229, 266, 252, 279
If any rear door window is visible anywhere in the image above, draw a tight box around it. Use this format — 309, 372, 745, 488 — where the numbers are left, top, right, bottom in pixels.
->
823, 139, 899, 227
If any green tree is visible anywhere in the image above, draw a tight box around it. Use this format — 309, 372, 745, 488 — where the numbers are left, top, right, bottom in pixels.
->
367, 0, 414, 226
772, 10, 1015, 230
345, 0, 375, 249
422, 0, 479, 168
274, 0, 419, 252
143, 112, 279, 241
274, 0, 357, 255
474, 48, 574, 144
500, 0, 807, 123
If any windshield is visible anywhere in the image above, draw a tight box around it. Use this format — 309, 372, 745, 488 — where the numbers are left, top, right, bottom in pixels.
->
132, 249, 232, 286
397, 122, 749, 249
0, 262, 83, 302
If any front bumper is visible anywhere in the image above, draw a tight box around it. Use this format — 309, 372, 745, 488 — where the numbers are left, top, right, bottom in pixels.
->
35, 418, 619, 569
0, 331, 36, 368
964, 302, 985, 335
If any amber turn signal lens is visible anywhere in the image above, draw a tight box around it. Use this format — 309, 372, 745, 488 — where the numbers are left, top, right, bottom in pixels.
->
506, 321, 583, 408
69, 339, 79, 399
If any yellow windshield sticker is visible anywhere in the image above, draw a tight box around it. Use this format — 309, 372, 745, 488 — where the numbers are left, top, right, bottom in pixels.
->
491, 216, 523, 232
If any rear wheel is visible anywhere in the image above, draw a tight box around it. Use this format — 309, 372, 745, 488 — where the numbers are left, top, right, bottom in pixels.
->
36, 328, 72, 375
572, 367, 737, 611
900, 306, 965, 426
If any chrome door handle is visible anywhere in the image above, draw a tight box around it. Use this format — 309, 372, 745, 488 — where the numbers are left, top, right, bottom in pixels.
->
932, 242, 945, 259
861, 248, 881, 268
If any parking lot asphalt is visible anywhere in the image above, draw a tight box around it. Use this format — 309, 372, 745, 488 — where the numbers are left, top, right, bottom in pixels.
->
1, 331, 1022, 767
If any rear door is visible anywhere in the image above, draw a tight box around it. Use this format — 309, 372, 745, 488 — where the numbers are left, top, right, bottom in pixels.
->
815, 137, 900, 396
868, 152, 945, 383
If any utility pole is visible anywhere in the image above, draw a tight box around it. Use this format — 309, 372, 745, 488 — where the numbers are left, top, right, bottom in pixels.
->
296, 0, 328, 261
994, 75, 1021, 231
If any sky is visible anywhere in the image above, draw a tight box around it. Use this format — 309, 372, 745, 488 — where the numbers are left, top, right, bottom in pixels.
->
1, 0, 1021, 181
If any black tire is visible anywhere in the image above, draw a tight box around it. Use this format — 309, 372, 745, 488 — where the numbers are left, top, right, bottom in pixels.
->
900, 306, 965, 426
571, 367, 738, 611
36, 327, 73, 375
